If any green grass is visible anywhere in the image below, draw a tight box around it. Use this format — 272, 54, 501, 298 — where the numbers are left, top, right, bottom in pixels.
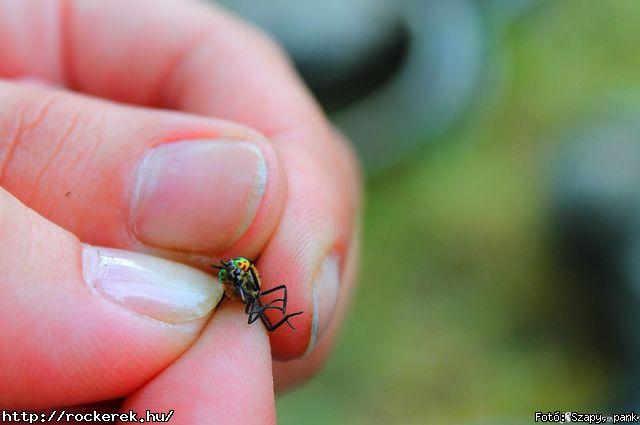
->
277, 1, 640, 423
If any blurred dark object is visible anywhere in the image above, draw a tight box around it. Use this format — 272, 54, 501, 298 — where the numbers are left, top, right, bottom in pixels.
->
217, 0, 404, 110
551, 107, 640, 407
215, 0, 538, 173
553, 117, 640, 272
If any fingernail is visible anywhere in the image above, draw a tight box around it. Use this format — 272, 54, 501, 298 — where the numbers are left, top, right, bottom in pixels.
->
82, 245, 223, 323
131, 140, 267, 252
306, 254, 340, 355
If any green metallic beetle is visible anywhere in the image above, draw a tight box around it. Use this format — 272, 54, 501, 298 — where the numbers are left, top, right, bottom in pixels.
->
212, 257, 303, 332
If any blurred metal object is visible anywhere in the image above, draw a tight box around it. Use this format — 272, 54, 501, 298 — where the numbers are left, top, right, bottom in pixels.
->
216, 0, 401, 98
332, 0, 482, 172
214, 0, 537, 173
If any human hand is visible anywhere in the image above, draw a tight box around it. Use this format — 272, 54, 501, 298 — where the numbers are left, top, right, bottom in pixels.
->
0, 0, 361, 423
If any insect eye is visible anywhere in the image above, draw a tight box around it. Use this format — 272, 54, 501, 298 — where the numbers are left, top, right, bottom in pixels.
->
218, 269, 227, 282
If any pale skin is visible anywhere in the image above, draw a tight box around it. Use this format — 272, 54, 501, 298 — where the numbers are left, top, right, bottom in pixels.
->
0, 1, 361, 423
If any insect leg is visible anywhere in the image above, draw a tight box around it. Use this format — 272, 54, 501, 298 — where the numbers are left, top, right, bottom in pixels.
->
245, 300, 262, 324
245, 299, 255, 314
259, 284, 288, 297
246, 300, 287, 327
261, 310, 304, 332
248, 305, 269, 325
248, 302, 295, 327
259, 284, 289, 311
247, 299, 285, 316
210, 260, 227, 270
244, 292, 303, 331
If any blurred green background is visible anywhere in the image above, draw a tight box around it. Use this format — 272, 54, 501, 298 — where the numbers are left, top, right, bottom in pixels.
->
269, 1, 640, 423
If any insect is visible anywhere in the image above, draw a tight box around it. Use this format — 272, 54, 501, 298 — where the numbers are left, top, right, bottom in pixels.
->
212, 257, 303, 332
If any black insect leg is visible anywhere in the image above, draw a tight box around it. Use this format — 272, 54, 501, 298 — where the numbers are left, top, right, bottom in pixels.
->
259, 285, 304, 330
245, 299, 302, 331
245, 300, 255, 315
258, 284, 289, 311
246, 300, 285, 324
245, 300, 284, 318
260, 310, 304, 332
248, 304, 264, 325
248, 305, 277, 325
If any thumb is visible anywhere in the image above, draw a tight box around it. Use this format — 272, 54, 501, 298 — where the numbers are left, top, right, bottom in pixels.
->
0, 188, 222, 409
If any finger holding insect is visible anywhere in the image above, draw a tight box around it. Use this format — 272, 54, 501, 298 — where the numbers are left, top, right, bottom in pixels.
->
211, 135, 360, 358
117, 0, 363, 359
2, 0, 362, 367
157, 0, 365, 359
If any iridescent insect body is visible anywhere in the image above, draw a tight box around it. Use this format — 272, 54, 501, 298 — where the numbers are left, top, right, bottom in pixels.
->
213, 257, 303, 332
